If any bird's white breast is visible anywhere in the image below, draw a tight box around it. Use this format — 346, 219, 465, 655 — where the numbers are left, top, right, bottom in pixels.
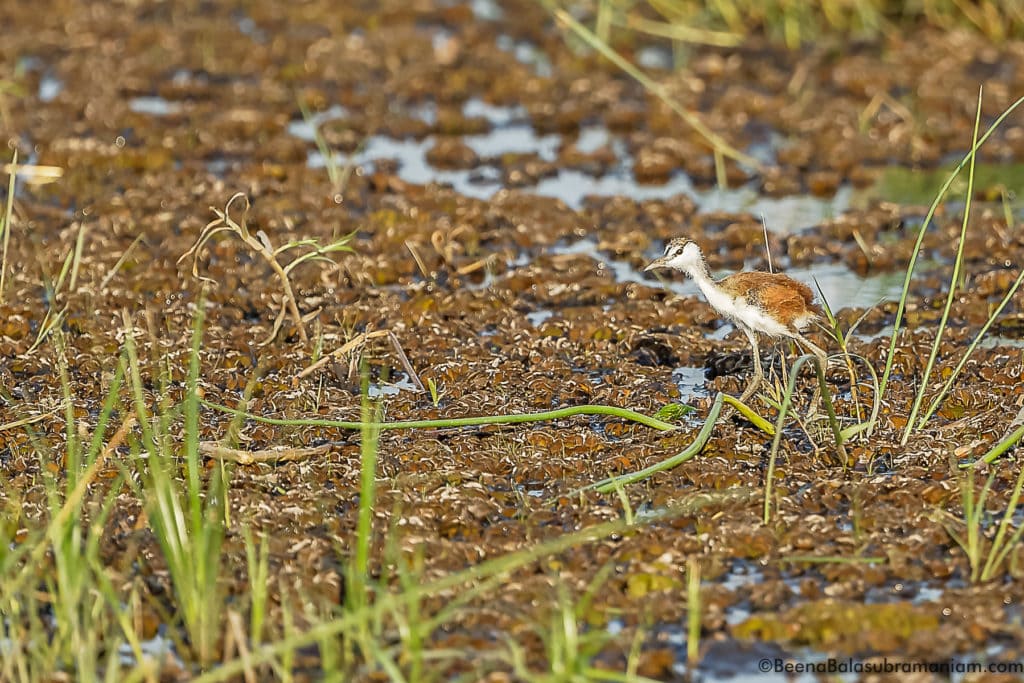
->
699, 283, 795, 338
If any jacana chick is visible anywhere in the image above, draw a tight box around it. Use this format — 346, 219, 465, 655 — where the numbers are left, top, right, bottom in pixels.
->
645, 238, 827, 400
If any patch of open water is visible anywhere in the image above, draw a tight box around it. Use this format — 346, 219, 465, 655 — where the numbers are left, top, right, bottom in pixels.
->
38, 74, 62, 102
525, 308, 555, 326
468, 0, 502, 21
291, 100, 854, 232
855, 322, 1024, 347
366, 373, 421, 399
672, 365, 709, 405
117, 632, 182, 669
287, 97, 1024, 240
496, 34, 553, 77
872, 163, 1024, 211
129, 96, 183, 116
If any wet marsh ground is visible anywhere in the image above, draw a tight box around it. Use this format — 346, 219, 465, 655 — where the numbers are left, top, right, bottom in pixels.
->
2, 0, 1024, 680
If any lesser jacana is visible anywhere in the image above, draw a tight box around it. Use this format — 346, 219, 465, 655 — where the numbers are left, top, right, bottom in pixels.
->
644, 238, 827, 400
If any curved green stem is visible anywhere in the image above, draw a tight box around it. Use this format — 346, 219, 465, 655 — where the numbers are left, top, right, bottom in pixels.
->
200, 399, 678, 433
966, 424, 1024, 468
721, 394, 774, 435
814, 355, 848, 465
589, 393, 725, 494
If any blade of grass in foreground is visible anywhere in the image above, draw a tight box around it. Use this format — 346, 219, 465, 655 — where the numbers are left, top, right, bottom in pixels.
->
918, 264, 1024, 430
765, 354, 848, 523
38, 333, 130, 676
192, 510, 690, 683
126, 301, 227, 667
350, 370, 382, 612
969, 422, 1024, 468
587, 393, 724, 494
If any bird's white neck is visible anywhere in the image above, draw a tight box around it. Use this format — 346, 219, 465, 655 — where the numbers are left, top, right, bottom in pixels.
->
683, 260, 720, 298
683, 260, 740, 322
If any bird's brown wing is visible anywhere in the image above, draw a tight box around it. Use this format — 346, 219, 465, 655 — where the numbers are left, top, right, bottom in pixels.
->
720, 272, 821, 328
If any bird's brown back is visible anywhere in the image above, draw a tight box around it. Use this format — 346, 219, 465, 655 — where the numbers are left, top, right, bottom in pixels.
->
718, 271, 821, 328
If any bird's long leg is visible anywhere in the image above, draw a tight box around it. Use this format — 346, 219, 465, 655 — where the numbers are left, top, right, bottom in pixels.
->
739, 327, 763, 403
794, 333, 827, 369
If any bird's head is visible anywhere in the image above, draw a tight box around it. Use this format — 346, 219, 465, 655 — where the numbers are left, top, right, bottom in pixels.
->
644, 238, 703, 274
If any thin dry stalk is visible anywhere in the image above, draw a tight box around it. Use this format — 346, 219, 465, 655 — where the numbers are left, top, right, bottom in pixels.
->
296, 328, 425, 392
99, 233, 145, 291
51, 412, 136, 533
199, 442, 331, 465
179, 192, 353, 348
0, 150, 16, 304
179, 193, 308, 345
0, 162, 62, 184
224, 610, 257, 683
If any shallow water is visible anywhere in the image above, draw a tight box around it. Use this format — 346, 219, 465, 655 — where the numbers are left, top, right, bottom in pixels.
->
117, 634, 182, 669
367, 373, 421, 398
525, 308, 555, 326
496, 34, 553, 77
292, 100, 1024, 226
292, 102, 851, 231
871, 162, 1024, 208
38, 75, 62, 102
673, 365, 709, 403
129, 96, 183, 116
469, 0, 503, 21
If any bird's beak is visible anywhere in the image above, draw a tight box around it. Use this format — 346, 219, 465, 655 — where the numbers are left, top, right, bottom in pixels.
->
643, 257, 666, 273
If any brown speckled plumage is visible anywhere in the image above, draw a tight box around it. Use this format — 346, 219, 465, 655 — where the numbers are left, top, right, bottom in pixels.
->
720, 271, 822, 334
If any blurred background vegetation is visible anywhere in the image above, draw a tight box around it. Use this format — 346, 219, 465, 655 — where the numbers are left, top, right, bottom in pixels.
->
561, 0, 1024, 49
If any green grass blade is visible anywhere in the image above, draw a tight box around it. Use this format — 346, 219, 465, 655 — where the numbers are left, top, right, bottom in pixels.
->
981, 462, 1024, 581
902, 88, 984, 443
185, 290, 206, 532
765, 354, 846, 522
968, 424, 1024, 468
592, 393, 724, 493
0, 150, 15, 304
721, 394, 774, 434
919, 266, 1024, 428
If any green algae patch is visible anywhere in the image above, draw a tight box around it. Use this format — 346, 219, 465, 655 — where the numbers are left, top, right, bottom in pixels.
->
626, 572, 683, 598
653, 402, 694, 422
732, 600, 940, 653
